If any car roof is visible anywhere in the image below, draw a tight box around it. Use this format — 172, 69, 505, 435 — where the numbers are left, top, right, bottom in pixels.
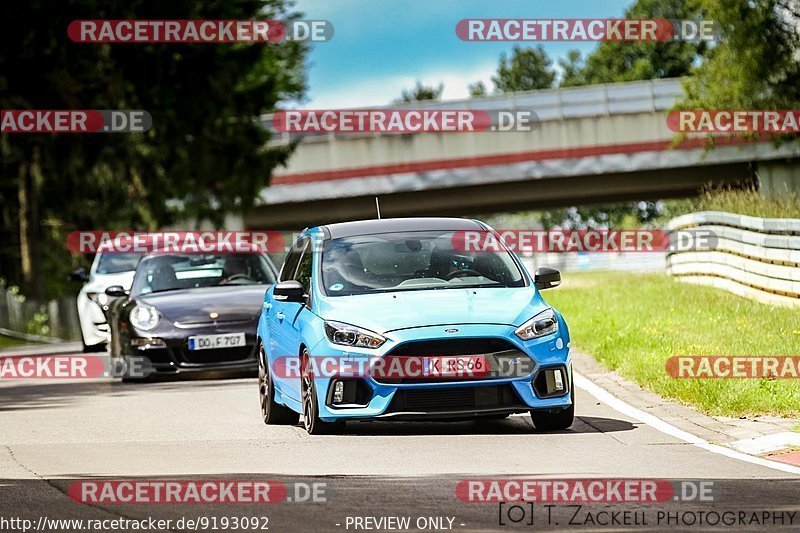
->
318, 217, 485, 239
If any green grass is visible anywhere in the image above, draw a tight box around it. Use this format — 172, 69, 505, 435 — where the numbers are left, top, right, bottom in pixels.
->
0, 334, 28, 349
662, 188, 800, 221
545, 271, 800, 418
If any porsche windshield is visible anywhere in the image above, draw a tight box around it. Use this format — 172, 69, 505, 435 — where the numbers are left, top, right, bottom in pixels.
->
131, 253, 276, 295
321, 231, 525, 296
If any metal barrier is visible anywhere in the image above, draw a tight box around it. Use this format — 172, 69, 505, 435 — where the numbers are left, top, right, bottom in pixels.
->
0, 286, 80, 342
666, 211, 800, 307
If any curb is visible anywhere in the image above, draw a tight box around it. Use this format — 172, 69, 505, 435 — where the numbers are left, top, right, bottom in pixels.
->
572, 349, 800, 470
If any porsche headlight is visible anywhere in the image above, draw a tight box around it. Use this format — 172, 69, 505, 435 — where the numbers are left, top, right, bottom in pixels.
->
324, 321, 386, 349
515, 308, 558, 340
130, 304, 160, 331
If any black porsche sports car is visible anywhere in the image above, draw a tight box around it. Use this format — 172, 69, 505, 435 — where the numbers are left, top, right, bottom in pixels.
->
106, 251, 278, 380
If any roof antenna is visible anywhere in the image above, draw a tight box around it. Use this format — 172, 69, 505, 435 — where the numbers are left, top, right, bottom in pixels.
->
375, 196, 381, 220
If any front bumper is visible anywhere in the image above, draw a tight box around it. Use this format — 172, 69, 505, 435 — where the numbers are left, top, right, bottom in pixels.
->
126, 323, 258, 376
306, 323, 572, 422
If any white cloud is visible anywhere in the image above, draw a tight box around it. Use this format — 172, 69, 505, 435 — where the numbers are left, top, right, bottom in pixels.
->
299, 61, 497, 109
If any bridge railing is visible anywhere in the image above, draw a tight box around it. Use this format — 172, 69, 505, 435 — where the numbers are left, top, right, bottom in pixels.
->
666, 211, 800, 308
262, 77, 684, 146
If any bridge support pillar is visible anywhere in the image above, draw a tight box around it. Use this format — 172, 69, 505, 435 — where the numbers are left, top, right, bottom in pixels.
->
758, 159, 800, 196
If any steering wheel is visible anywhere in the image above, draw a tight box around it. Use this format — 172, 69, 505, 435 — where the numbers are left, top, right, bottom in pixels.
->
445, 269, 483, 280
225, 273, 253, 283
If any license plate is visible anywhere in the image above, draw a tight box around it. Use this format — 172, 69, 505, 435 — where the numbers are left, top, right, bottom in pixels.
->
425, 355, 489, 377
188, 332, 246, 351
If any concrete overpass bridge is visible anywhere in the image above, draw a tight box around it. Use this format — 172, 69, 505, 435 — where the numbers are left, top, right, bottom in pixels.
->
246, 78, 800, 229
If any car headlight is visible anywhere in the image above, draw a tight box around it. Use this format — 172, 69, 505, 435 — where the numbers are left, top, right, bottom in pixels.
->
130, 304, 160, 331
515, 308, 558, 340
86, 292, 109, 306
324, 321, 386, 349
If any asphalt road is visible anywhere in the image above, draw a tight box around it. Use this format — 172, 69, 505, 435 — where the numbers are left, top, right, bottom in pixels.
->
1, 344, 799, 532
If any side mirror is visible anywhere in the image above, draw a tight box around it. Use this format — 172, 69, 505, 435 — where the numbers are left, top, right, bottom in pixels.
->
105, 285, 129, 298
273, 280, 306, 303
534, 266, 561, 290
69, 267, 90, 283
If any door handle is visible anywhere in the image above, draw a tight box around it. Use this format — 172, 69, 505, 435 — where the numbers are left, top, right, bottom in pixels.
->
263, 302, 272, 310
276, 312, 285, 321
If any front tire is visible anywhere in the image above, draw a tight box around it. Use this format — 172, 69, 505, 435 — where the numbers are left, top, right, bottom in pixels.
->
301, 350, 343, 435
258, 343, 297, 425
530, 387, 574, 431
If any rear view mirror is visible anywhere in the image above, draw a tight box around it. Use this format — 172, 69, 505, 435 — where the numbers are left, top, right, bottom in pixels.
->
273, 280, 306, 303
534, 266, 561, 290
105, 285, 129, 298
69, 267, 90, 282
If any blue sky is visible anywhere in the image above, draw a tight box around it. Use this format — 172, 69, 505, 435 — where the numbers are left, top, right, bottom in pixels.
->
292, 0, 634, 108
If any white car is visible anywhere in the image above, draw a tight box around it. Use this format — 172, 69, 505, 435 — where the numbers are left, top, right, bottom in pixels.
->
71, 252, 141, 352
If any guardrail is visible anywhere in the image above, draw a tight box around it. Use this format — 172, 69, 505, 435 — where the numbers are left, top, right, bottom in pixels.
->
666, 211, 800, 307
0, 285, 80, 342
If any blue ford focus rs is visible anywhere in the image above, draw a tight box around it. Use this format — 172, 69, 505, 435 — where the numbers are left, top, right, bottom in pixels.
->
257, 217, 573, 435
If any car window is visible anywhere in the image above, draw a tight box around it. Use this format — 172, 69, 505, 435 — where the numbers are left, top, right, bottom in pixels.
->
295, 240, 313, 290
95, 253, 142, 274
321, 231, 525, 296
131, 253, 277, 295
279, 240, 305, 282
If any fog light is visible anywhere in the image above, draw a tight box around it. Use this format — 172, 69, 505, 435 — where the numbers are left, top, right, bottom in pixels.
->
333, 381, 344, 404
533, 367, 568, 398
544, 368, 565, 394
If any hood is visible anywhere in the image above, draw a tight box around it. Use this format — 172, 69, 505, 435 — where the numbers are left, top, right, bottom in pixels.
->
139, 285, 268, 323
315, 286, 549, 334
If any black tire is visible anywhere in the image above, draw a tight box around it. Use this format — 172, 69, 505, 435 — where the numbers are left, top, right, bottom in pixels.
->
530, 387, 575, 431
258, 343, 297, 425
301, 350, 343, 435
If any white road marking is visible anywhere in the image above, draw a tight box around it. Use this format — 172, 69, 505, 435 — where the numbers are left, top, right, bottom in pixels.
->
574, 373, 800, 475
729, 432, 800, 455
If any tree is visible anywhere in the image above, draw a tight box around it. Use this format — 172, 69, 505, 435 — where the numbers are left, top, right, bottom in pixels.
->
558, 50, 586, 88
395, 82, 444, 103
492, 45, 555, 92
0, 1, 307, 299
680, 0, 800, 113
578, 0, 707, 85
468, 81, 489, 98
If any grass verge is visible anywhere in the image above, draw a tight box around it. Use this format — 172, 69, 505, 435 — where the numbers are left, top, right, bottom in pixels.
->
0, 334, 29, 350
545, 271, 800, 418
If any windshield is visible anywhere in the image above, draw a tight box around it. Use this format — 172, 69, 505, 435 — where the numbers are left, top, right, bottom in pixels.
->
321, 231, 525, 297
95, 253, 142, 274
131, 253, 277, 296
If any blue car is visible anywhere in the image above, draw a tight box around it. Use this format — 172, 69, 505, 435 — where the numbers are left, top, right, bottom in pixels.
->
257, 217, 573, 434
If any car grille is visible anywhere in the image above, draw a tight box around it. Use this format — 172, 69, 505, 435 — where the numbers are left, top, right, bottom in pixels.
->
386, 385, 524, 413
387, 338, 520, 356
376, 337, 529, 384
